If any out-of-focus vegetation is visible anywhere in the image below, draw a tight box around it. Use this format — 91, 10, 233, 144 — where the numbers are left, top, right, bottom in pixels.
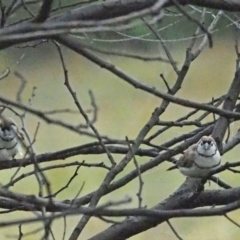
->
1, 0, 240, 238
1, 32, 240, 239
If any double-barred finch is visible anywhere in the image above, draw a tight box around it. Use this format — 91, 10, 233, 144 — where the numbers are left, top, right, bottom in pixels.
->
167, 136, 221, 178
0, 118, 24, 160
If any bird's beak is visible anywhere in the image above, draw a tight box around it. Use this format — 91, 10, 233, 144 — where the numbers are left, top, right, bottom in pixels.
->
203, 142, 210, 150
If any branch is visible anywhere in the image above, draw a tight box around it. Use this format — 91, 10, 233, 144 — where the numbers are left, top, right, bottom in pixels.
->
87, 180, 240, 240
32, 0, 53, 23
0, 0, 239, 49
55, 36, 240, 120
212, 68, 240, 151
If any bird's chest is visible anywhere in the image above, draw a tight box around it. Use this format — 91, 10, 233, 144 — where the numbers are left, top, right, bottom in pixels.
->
195, 154, 220, 169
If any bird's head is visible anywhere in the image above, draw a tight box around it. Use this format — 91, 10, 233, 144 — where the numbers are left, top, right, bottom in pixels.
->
1, 118, 17, 130
0, 118, 18, 139
196, 136, 218, 157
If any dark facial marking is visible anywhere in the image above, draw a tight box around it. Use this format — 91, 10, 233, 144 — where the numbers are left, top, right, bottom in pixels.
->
2, 126, 11, 131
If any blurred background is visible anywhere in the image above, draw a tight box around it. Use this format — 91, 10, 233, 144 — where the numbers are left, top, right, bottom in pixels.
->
0, 1, 240, 239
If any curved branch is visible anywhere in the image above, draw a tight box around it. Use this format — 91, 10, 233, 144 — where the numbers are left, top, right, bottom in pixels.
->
87, 183, 240, 240
0, 0, 240, 50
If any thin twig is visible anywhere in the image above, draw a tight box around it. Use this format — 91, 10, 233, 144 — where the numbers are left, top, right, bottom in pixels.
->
126, 137, 144, 208
166, 220, 183, 240
53, 40, 116, 166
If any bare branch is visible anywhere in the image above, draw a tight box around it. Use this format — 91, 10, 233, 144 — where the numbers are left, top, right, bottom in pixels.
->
33, 0, 53, 23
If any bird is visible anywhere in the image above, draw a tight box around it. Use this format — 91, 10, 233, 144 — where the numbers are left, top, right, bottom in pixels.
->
167, 136, 221, 178
0, 118, 24, 160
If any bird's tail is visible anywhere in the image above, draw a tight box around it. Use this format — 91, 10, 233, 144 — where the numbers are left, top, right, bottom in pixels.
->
166, 165, 178, 171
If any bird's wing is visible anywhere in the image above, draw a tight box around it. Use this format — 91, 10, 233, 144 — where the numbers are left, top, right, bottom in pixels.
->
166, 165, 178, 171
176, 144, 197, 168
167, 144, 197, 171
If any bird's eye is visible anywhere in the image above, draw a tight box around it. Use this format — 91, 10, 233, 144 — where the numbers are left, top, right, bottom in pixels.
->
200, 142, 204, 145
2, 126, 10, 131
210, 142, 213, 146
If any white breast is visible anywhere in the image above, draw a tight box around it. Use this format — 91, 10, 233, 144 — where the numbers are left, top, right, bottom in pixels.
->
0, 127, 21, 160
179, 151, 221, 178
195, 151, 221, 169
0, 149, 11, 161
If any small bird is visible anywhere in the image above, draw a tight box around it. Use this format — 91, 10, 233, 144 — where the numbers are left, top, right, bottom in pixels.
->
167, 136, 221, 178
0, 118, 24, 160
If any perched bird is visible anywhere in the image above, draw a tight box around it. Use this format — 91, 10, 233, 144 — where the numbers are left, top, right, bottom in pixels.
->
0, 118, 24, 160
167, 136, 221, 178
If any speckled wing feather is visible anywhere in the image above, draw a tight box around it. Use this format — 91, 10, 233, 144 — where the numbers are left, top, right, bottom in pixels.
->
167, 144, 197, 171
176, 144, 197, 168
